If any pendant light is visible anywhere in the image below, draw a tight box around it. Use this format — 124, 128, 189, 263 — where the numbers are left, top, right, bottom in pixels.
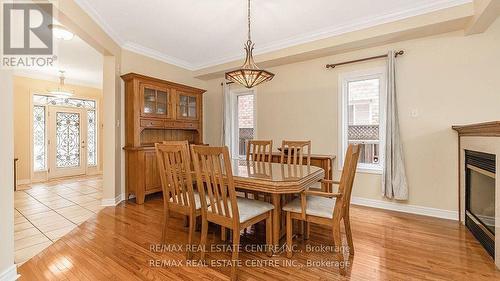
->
48, 71, 74, 97
225, 0, 275, 88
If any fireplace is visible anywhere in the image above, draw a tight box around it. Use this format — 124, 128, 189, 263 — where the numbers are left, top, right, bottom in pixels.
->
465, 150, 495, 257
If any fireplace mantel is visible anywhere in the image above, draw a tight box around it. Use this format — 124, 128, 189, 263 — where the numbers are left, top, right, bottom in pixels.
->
452, 121, 500, 137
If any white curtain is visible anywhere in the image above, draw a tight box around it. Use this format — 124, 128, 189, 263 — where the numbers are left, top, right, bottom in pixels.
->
221, 82, 232, 151
382, 50, 409, 200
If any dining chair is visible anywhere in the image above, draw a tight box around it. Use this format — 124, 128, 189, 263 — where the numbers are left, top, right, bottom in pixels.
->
280, 140, 312, 234
282, 144, 360, 273
191, 145, 274, 281
246, 140, 273, 163
280, 140, 311, 166
155, 141, 205, 259
245, 140, 273, 201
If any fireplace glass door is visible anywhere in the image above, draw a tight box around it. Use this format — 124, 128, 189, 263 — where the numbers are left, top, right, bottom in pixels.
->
467, 166, 495, 234
465, 150, 495, 258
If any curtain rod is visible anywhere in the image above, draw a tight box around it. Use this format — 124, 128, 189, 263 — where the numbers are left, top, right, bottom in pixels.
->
326, 50, 404, 69
220, 81, 234, 86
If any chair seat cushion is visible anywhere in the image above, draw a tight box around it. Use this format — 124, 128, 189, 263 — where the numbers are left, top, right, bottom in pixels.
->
209, 197, 274, 223
169, 191, 209, 209
282, 195, 335, 219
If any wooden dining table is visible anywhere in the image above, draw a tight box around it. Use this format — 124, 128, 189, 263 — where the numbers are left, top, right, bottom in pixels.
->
231, 160, 325, 246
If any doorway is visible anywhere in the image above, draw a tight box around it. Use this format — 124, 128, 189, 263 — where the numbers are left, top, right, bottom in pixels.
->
48, 106, 87, 178
32, 94, 99, 181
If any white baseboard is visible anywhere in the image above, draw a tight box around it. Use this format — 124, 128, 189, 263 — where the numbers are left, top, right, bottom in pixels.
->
0, 265, 18, 281
16, 179, 30, 185
101, 193, 125, 206
351, 196, 459, 221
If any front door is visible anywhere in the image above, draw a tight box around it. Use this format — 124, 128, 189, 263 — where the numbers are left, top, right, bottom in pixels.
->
48, 106, 87, 178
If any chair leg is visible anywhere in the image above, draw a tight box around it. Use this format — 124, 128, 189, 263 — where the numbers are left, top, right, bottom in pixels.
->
230, 231, 241, 281
304, 222, 310, 240
344, 216, 354, 256
187, 214, 195, 259
221, 226, 227, 241
161, 208, 170, 243
200, 216, 208, 261
286, 212, 293, 259
333, 224, 345, 275
299, 221, 304, 239
266, 212, 273, 257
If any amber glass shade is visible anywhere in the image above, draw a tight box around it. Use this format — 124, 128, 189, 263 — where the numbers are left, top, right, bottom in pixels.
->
225, 40, 275, 88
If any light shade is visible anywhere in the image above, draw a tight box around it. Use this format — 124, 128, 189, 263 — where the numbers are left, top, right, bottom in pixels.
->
48, 89, 74, 97
225, 41, 274, 89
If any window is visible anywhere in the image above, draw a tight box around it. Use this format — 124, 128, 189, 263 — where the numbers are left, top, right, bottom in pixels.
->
231, 90, 256, 158
339, 69, 386, 172
33, 105, 46, 171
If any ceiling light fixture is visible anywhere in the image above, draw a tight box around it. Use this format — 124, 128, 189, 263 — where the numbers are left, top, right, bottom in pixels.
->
48, 71, 74, 97
225, 0, 275, 88
49, 24, 74, 41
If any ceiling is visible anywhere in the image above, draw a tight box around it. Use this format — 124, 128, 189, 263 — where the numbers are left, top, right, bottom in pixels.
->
14, 14, 103, 89
74, 0, 471, 70
15, 35, 103, 88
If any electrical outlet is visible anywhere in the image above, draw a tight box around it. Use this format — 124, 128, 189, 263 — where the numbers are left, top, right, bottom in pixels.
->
410, 109, 419, 118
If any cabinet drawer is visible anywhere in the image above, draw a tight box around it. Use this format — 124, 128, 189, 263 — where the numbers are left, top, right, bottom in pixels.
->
164, 121, 177, 128
176, 122, 198, 130
141, 119, 164, 128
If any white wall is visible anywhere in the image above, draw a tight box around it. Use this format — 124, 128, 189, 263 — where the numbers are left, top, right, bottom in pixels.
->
203, 18, 500, 214
0, 71, 17, 280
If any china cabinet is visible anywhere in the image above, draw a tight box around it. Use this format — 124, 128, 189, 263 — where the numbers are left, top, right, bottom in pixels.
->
122, 73, 205, 204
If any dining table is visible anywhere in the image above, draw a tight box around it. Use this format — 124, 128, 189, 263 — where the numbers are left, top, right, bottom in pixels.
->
231, 160, 325, 247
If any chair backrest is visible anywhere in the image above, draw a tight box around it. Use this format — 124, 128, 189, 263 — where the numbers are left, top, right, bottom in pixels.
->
332, 144, 361, 219
280, 140, 311, 166
155, 141, 196, 211
246, 140, 273, 163
191, 145, 239, 225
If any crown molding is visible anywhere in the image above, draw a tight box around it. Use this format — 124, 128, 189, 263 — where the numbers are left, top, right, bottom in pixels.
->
13, 70, 103, 89
74, 0, 471, 71
193, 0, 472, 69
73, 0, 125, 46
122, 42, 197, 71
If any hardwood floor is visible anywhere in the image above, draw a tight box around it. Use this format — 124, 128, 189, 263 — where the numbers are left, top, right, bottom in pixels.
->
18, 194, 500, 280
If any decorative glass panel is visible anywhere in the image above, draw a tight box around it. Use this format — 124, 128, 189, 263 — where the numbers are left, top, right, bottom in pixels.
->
156, 90, 167, 115
33, 94, 96, 109
56, 112, 81, 168
33, 106, 46, 171
87, 110, 97, 166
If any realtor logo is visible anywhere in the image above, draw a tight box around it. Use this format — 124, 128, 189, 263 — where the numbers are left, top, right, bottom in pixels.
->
3, 3, 53, 54
2, 2, 56, 68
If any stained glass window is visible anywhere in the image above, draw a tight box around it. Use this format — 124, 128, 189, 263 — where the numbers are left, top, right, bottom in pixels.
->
56, 112, 81, 168
33, 95, 96, 109
33, 94, 98, 169
87, 110, 97, 166
33, 106, 46, 171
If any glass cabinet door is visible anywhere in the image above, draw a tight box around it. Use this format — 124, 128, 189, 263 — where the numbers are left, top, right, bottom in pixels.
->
177, 93, 198, 119
141, 84, 169, 118
143, 88, 156, 114
156, 90, 167, 115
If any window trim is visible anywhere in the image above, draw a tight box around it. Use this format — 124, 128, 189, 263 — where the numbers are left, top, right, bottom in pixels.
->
338, 68, 387, 174
230, 89, 257, 159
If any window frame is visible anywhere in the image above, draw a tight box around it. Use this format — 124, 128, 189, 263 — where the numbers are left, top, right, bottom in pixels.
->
338, 68, 387, 174
230, 89, 257, 159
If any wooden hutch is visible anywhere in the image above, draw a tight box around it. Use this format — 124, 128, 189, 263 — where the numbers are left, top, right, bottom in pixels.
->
122, 73, 206, 204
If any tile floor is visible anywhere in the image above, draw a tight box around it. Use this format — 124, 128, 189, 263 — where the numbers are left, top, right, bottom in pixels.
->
14, 175, 104, 264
